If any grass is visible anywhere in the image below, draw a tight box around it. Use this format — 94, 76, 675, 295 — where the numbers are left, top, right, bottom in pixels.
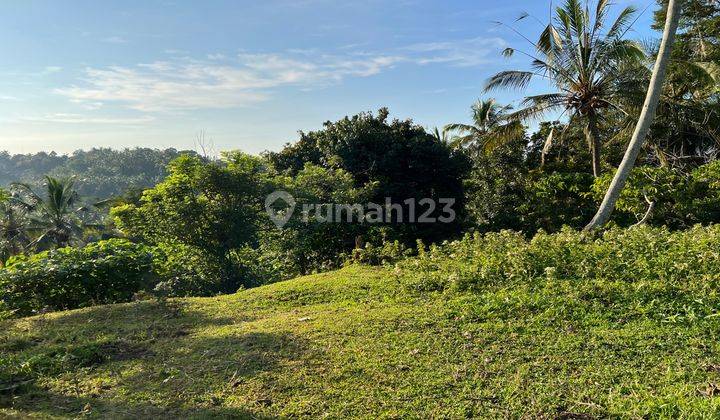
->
2, 264, 720, 418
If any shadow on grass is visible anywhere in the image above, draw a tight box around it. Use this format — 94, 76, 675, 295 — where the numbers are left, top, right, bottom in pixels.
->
1, 301, 310, 418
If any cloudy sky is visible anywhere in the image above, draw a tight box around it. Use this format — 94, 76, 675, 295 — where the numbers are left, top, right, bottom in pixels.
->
0, 0, 657, 155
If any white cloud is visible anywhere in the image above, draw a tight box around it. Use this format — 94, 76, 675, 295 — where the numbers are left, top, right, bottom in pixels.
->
404, 37, 507, 67
56, 52, 403, 112
23, 113, 154, 124
55, 37, 504, 113
102, 36, 127, 44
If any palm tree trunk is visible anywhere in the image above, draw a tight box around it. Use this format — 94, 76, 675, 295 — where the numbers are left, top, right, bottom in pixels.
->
585, 116, 602, 177
585, 0, 681, 230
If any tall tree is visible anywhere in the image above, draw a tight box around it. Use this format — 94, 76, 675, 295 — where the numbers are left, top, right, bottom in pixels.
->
585, 0, 682, 230
11, 177, 87, 249
0, 201, 31, 263
0, 189, 31, 263
486, 0, 646, 177
444, 99, 525, 155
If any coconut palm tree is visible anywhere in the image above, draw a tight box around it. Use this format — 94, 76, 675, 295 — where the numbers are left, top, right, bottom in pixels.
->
586, 0, 682, 230
485, 0, 647, 177
11, 176, 87, 250
0, 198, 31, 264
444, 98, 525, 155
431, 126, 451, 144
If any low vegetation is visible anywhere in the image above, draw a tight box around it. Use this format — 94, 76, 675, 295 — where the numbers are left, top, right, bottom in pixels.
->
2, 226, 720, 417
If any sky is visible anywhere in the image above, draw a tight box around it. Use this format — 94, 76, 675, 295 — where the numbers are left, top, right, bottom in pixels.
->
0, 0, 659, 156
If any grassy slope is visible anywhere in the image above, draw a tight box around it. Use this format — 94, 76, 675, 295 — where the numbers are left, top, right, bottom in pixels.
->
2, 265, 720, 419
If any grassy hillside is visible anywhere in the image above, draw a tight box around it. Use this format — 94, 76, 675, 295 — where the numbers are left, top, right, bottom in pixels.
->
2, 264, 720, 418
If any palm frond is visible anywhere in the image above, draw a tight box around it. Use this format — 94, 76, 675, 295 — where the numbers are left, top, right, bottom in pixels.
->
444, 123, 480, 135
485, 71, 534, 91
606, 6, 638, 40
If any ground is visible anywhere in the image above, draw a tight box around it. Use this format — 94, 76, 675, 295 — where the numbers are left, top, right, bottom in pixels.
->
2, 265, 720, 418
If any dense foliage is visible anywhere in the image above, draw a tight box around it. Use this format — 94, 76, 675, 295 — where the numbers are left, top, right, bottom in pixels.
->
111, 153, 269, 293
0, 239, 154, 317
267, 108, 470, 245
397, 225, 720, 294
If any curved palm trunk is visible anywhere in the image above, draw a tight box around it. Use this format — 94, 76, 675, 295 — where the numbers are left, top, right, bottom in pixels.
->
585, 116, 602, 177
585, 0, 681, 230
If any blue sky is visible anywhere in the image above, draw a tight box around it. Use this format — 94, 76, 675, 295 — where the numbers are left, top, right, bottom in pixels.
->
0, 0, 658, 155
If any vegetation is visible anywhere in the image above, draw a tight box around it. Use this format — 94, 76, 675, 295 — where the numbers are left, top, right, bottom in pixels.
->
1, 0, 720, 417
0, 148, 196, 199
111, 153, 269, 294
587, 0, 682, 229
444, 98, 524, 155
10, 177, 92, 250
3, 226, 720, 417
0, 239, 154, 318
266, 108, 469, 245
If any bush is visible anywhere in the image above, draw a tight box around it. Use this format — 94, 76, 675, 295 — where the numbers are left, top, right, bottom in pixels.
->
591, 166, 691, 227
0, 239, 155, 317
150, 242, 225, 298
690, 160, 720, 223
395, 225, 720, 294
349, 238, 414, 266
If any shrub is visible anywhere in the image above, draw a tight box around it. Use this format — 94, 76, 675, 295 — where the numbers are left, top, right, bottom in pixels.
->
150, 242, 225, 298
111, 152, 269, 293
519, 171, 596, 232
394, 225, 720, 294
0, 239, 155, 317
591, 166, 691, 227
349, 239, 414, 266
690, 160, 720, 223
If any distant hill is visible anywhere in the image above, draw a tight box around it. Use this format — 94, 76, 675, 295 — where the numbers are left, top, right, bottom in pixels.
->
0, 148, 198, 199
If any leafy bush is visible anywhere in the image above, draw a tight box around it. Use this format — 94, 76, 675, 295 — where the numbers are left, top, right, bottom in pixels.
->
591, 166, 691, 227
519, 171, 596, 232
395, 225, 720, 294
151, 243, 282, 298
469, 159, 720, 234
690, 160, 720, 223
150, 242, 225, 298
260, 163, 372, 277
349, 238, 414, 266
590, 163, 720, 228
0, 239, 155, 317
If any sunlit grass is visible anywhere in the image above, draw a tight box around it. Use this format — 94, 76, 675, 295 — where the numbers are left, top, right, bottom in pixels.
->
2, 264, 720, 418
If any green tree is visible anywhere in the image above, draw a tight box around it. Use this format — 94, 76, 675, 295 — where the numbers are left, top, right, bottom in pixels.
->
0, 189, 30, 263
10, 177, 88, 250
262, 164, 372, 276
112, 153, 268, 292
444, 99, 525, 155
0, 148, 196, 199
486, 0, 646, 177
266, 108, 469, 245
0, 201, 30, 264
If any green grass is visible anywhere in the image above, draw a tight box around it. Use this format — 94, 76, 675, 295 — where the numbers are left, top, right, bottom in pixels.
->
2, 264, 720, 418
